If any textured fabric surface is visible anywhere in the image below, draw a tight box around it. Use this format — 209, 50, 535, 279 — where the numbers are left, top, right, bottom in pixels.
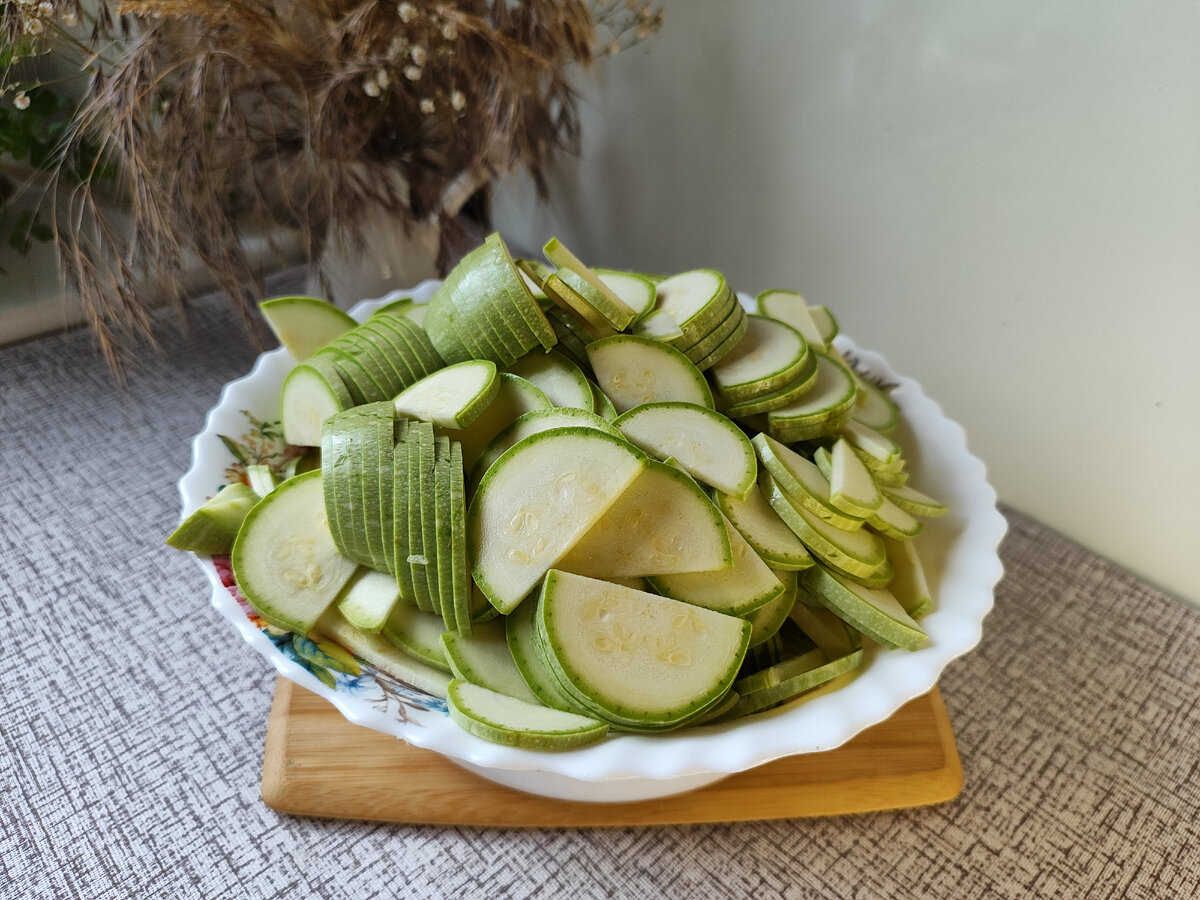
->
3, 288, 1198, 900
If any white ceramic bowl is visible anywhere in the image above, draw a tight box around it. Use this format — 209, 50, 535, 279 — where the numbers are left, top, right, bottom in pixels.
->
177, 280, 1006, 802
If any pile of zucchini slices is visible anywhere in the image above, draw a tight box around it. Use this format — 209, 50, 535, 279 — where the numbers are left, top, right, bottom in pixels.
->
168, 233, 948, 750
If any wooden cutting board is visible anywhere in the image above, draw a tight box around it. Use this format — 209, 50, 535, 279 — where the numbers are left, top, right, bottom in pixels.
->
260, 678, 962, 826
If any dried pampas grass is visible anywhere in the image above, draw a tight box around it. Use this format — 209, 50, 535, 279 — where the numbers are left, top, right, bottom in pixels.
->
5, 1, 661, 377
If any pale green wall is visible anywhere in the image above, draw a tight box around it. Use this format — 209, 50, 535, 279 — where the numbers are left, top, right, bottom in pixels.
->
495, 0, 1200, 603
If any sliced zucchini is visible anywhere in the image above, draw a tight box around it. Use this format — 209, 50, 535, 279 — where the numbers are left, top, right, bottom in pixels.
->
259, 295, 356, 361
752, 433, 864, 531
392, 359, 499, 429
543, 237, 637, 322
725, 648, 864, 720
882, 483, 950, 518
648, 510, 784, 617
743, 569, 799, 648
653, 269, 733, 342
631, 307, 684, 342
596, 268, 657, 321
788, 600, 863, 659
676, 301, 747, 368
829, 437, 883, 518
316, 608, 451, 698
468, 428, 646, 614
471, 407, 621, 487
715, 481, 815, 571
381, 601, 451, 672
841, 419, 903, 470
850, 371, 900, 434
759, 470, 887, 578
231, 470, 359, 635
809, 304, 839, 345
536, 570, 751, 727
447, 440, 473, 633
505, 592, 577, 711
884, 536, 935, 618
868, 496, 924, 540
336, 567, 402, 633
441, 372, 552, 471
542, 272, 619, 338
614, 401, 756, 499
586, 334, 714, 413
708, 315, 811, 404
558, 456, 731, 578
755, 288, 828, 352
804, 565, 927, 651
280, 363, 351, 447
507, 350, 594, 412
722, 356, 820, 417
765, 352, 858, 443
441, 618, 541, 704
166, 482, 259, 555
447, 679, 608, 751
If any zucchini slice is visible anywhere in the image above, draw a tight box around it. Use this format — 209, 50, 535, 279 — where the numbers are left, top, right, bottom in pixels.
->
828, 437, 883, 518
316, 609, 451, 698
166, 482, 259, 555
614, 402, 756, 499
752, 433, 864, 531
883, 536, 935, 618
648, 511, 784, 617
558, 456, 731, 578
336, 567, 402, 633
259, 295, 356, 361
280, 363, 351, 448
596, 268, 657, 321
507, 350, 594, 412
536, 570, 751, 728
708, 315, 811, 404
392, 359, 500, 429
765, 353, 858, 443
743, 569, 799, 648
715, 481, 815, 571
471, 407, 621, 487
505, 593, 578, 711
381, 602, 451, 672
441, 618, 541, 704
231, 470, 358, 635
804, 565, 927, 651
468, 428, 647, 614
755, 288, 828, 352
759, 471, 887, 578
442, 372, 552, 471
586, 334, 714, 413
447, 679, 608, 751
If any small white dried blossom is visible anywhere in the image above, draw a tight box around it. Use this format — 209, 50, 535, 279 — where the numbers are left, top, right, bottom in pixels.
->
14, 92, 30, 110
375, 67, 390, 90
410, 45, 427, 66
25, 18, 44, 34
363, 77, 381, 98
441, 20, 458, 41
62, 9, 79, 25
404, 65, 423, 82
450, 89, 465, 111
38, 1, 53, 15
398, 2, 417, 23
419, 97, 435, 115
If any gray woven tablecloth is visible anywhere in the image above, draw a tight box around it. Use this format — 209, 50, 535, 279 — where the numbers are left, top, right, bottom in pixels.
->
3, 286, 1198, 900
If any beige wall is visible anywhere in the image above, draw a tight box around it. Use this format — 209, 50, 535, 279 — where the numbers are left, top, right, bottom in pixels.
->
494, 1, 1200, 603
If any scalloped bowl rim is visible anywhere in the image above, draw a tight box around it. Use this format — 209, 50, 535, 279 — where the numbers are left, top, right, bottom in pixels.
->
177, 279, 1006, 784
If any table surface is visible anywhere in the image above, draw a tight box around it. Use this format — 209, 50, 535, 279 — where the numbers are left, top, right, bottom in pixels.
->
3, 284, 1198, 900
